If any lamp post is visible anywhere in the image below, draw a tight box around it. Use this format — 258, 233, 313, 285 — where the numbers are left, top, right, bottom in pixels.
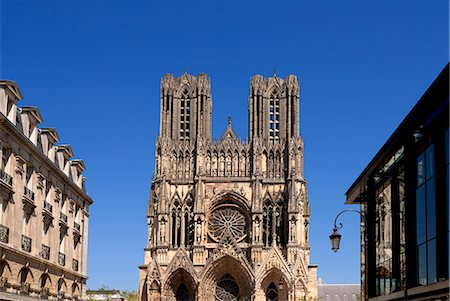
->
330, 209, 368, 301
329, 209, 366, 252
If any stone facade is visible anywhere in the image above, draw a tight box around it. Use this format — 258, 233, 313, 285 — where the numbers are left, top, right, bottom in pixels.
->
139, 72, 317, 301
0, 80, 93, 300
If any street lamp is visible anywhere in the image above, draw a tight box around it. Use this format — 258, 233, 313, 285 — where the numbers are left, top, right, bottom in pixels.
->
329, 209, 365, 252
329, 228, 342, 252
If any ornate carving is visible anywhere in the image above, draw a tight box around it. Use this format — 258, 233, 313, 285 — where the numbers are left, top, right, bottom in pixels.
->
208, 208, 246, 243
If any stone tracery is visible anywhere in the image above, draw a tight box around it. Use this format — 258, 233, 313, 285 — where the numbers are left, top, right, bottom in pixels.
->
140, 72, 317, 301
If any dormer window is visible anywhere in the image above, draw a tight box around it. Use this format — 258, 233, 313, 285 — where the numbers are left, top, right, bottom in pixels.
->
180, 89, 190, 141
269, 92, 280, 141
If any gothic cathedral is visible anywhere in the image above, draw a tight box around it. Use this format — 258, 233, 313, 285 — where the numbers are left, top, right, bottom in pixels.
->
138, 72, 318, 301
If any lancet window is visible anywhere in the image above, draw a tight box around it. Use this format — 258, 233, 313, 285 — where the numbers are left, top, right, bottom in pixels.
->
171, 198, 194, 248
180, 89, 190, 141
269, 92, 280, 141
262, 199, 286, 247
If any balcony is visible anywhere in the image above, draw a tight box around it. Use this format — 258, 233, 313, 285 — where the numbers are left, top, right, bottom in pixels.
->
72, 258, 79, 271
0, 169, 12, 186
23, 186, 35, 201
58, 252, 65, 266
21, 235, 31, 252
44, 201, 53, 213
22, 187, 36, 214
0, 169, 13, 201
74, 221, 80, 232
41, 244, 50, 260
60, 212, 67, 223
0, 224, 9, 243
42, 201, 54, 226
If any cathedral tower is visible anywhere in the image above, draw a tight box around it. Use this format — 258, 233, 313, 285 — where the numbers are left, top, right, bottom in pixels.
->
139, 72, 317, 301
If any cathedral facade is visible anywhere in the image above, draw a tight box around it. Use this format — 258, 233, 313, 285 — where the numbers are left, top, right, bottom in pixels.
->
138, 72, 317, 301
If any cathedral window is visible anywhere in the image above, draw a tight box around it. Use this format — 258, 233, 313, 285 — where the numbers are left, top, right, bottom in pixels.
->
184, 199, 194, 248
215, 274, 239, 301
265, 283, 279, 301
269, 92, 280, 141
171, 201, 182, 248
263, 200, 286, 247
171, 199, 194, 248
208, 207, 247, 242
180, 89, 190, 141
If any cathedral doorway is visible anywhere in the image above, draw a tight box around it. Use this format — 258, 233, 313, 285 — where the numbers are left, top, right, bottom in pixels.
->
164, 268, 197, 301
175, 283, 189, 301
215, 274, 240, 301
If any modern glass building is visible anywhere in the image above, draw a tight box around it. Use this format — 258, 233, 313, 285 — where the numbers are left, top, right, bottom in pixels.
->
346, 64, 449, 301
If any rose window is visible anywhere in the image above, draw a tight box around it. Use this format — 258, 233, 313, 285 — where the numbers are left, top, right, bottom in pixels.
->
215, 275, 239, 301
208, 207, 246, 242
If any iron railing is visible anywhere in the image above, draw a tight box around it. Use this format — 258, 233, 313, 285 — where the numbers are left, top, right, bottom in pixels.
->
41, 244, 50, 260
58, 252, 65, 266
21, 235, 31, 252
20, 282, 31, 294
24, 186, 35, 201
0, 169, 12, 186
72, 259, 79, 271
60, 212, 67, 223
74, 222, 80, 232
0, 224, 9, 243
44, 201, 53, 213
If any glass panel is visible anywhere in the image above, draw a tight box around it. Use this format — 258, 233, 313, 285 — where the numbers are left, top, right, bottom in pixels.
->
427, 239, 437, 284
417, 243, 427, 285
417, 153, 425, 187
416, 186, 426, 244
426, 177, 436, 239
425, 145, 434, 180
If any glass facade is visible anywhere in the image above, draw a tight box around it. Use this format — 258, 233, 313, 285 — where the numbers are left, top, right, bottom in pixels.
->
416, 145, 437, 285
347, 65, 449, 300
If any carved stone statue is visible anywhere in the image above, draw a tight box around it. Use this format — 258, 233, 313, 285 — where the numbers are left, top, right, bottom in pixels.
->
159, 220, 166, 242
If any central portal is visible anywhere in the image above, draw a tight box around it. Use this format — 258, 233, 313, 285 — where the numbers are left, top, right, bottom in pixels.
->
215, 274, 240, 301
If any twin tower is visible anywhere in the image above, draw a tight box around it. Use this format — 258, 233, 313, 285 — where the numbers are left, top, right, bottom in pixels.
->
139, 72, 318, 301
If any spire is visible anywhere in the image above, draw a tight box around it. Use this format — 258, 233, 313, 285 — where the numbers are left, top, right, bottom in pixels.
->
228, 115, 232, 127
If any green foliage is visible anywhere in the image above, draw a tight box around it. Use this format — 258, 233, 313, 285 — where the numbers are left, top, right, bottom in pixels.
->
122, 290, 138, 301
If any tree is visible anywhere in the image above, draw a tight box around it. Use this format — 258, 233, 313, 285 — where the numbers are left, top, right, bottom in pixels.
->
122, 290, 138, 301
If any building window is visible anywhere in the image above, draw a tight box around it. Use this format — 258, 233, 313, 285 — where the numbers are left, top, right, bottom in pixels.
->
180, 89, 190, 141
269, 92, 280, 141
375, 182, 395, 295
416, 144, 437, 285
263, 199, 286, 247
171, 201, 181, 247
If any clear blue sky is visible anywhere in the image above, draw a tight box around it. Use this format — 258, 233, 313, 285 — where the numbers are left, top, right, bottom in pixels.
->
1, 0, 448, 291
